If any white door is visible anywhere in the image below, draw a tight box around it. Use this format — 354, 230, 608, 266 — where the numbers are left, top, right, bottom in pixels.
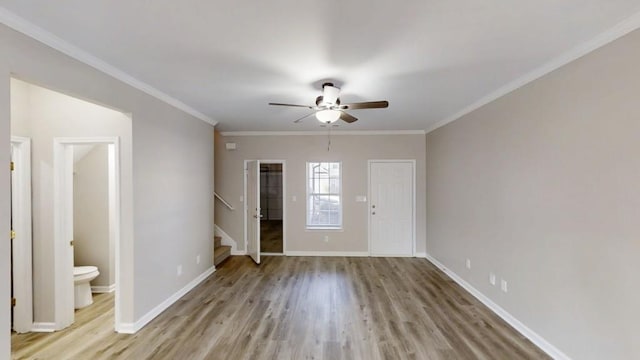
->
10, 137, 34, 333
53, 141, 75, 329
369, 161, 414, 256
246, 160, 261, 264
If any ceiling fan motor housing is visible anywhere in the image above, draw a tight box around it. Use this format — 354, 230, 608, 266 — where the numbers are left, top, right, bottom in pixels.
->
321, 82, 340, 105
316, 95, 340, 108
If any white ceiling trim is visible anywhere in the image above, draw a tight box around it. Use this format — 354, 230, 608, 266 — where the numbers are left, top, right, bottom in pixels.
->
220, 130, 426, 137
0, 7, 217, 127
426, 10, 640, 134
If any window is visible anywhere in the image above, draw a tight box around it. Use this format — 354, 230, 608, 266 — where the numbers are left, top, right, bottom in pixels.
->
306, 162, 342, 229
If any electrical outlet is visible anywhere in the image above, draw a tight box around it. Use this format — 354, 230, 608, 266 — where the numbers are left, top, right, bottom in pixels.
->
196, 254, 201, 265
489, 272, 496, 286
324, 235, 329, 243
292, 195, 297, 202
177, 265, 182, 276
500, 279, 508, 293
240, 196, 244, 202
465, 258, 471, 269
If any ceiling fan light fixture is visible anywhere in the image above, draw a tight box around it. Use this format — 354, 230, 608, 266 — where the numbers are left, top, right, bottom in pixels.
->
316, 109, 341, 123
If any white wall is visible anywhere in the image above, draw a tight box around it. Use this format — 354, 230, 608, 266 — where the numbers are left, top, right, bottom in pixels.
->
426, 29, 640, 359
215, 132, 426, 255
1, 23, 214, 357
74, 144, 113, 288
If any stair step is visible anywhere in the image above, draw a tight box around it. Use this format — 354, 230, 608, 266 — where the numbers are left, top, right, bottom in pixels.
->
214, 236, 222, 248
214, 245, 231, 266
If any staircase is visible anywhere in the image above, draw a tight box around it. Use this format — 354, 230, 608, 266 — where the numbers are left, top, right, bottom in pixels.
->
214, 236, 231, 266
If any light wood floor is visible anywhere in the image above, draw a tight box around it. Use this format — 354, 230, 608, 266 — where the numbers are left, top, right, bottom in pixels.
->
12, 256, 549, 359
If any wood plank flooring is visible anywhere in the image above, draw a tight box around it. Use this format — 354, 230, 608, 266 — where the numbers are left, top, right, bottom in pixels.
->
12, 256, 549, 359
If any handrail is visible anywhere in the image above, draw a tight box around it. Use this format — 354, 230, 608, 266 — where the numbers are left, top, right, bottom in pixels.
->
214, 192, 235, 210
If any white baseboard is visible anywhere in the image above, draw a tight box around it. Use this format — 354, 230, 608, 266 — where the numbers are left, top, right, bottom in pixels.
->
91, 284, 116, 293
285, 251, 369, 257
31, 322, 56, 332
415, 252, 427, 258
424, 253, 571, 360
215, 224, 239, 253
119, 266, 216, 334
116, 322, 135, 334
370, 253, 414, 258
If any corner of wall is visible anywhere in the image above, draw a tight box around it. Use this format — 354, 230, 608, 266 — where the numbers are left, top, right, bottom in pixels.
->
215, 224, 245, 255
424, 253, 571, 360
123, 266, 216, 334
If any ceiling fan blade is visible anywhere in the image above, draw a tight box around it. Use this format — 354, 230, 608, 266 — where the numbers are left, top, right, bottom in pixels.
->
341, 100, 389, 110
340, 111, 358, 123
293, 112, 316, 123
269, 102, 314, 109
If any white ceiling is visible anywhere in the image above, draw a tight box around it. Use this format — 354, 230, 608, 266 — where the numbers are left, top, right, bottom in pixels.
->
1, 1, 639, 131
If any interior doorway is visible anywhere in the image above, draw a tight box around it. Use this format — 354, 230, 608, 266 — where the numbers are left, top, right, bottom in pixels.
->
260, 163, 284, 255
53, 137, 121, 330
245, 160, 286, 263
9, 78, 131, 344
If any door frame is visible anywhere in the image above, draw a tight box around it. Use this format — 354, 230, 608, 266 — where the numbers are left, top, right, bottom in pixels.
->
367, 159, 416, 257
53, 137, 122, 330
245, 160, 261, 264
243, 160, 287, 256
10, 136, 33, 333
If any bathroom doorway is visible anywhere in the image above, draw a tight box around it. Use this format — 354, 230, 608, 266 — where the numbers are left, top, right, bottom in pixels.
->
259, 162, 284, 255
72, 144, 115, 294
53, 137, 121, 330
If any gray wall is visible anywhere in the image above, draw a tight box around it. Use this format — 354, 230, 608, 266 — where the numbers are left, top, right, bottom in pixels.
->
74, 145, 113, 288
215, 132, 426, 254
1, 23, 214, 356
426, 29, 640, 359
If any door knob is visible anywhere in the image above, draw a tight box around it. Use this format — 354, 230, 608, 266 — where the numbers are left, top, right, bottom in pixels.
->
372, 212, 376, 215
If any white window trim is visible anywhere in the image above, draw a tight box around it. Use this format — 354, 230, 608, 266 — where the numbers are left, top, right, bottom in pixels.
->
306, 161, 342, 230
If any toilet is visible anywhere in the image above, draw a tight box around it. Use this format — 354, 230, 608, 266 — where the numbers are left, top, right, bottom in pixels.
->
73, 266, 100, 309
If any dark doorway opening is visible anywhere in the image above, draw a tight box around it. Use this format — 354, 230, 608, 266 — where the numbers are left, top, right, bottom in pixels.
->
260, 163, 283, 254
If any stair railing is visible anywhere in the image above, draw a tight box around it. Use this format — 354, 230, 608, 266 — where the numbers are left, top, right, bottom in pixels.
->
214, 192, 235, 210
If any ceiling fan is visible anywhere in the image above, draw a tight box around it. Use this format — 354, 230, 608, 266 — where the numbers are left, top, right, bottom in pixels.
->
268, 82, 389, 124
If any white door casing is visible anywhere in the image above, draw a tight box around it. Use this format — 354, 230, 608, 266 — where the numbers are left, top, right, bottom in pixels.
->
369, 160, 415, 257
246, 160, 261, 264
10, 136, 33, 333
53, 140, 75, 329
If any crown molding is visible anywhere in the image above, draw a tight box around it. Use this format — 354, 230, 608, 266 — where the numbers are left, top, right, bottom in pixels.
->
426, 10, 640, 134
220, 130, 426, 136
0, 7, 217, 127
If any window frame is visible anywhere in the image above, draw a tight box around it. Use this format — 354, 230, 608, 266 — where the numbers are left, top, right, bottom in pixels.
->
305, 161, 343, 230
